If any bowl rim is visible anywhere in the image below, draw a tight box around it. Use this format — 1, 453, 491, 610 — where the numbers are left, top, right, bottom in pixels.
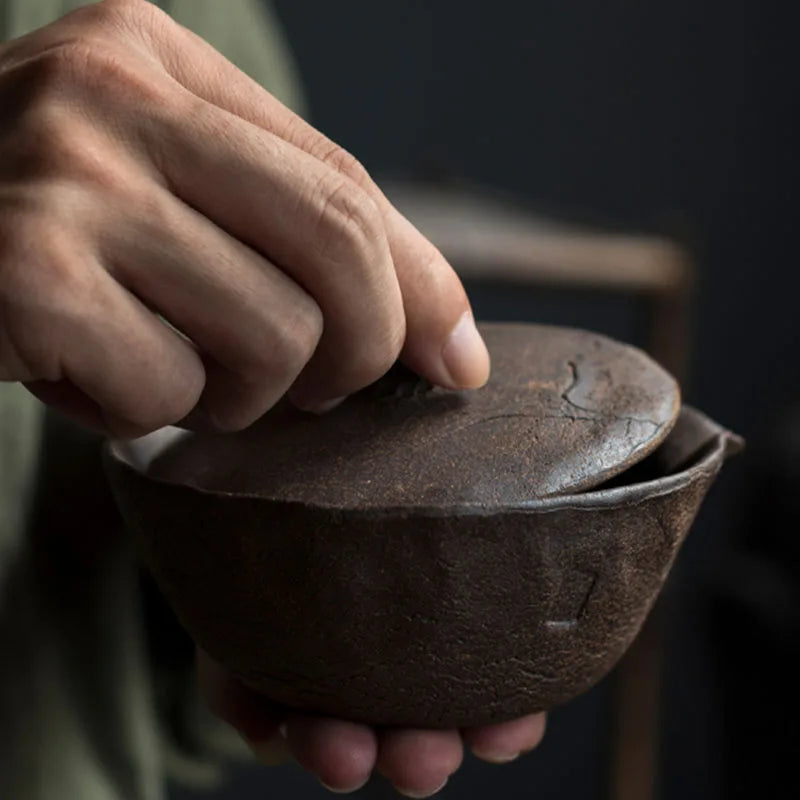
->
106, 405, 742, 518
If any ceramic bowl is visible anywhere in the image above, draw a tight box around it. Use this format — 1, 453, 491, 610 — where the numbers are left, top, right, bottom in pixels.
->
106, 402, 740, 727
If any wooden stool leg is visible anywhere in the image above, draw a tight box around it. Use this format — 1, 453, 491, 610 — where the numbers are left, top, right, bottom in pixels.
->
610, 269, 692, 800
610, 605, 665, 800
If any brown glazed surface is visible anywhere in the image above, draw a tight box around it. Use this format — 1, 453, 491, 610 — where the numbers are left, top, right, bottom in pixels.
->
105, 326, 740, 728
149, 324, 680, 503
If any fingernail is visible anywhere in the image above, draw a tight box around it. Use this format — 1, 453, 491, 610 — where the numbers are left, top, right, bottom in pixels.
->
472, 749, 521, 764
395, 778, 449, 798
247, 735, 289, 767
292, 396, 346, 415
319, 777, 370, 794
441, 312, 490, 389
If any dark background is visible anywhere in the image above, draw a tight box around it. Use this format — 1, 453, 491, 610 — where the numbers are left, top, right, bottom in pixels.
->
174, 1, 800, 798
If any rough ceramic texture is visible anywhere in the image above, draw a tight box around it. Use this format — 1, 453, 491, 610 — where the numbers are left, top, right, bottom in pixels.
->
105, 322, 740, 727
106, 407, 740, 727
148, 324, 681, 503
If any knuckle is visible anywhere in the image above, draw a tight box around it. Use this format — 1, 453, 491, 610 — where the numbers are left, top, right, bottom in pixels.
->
7, 43, 88, 106
59, 0, 121, 30
15, 39, 166, 110
205, 305, 323, 433
317, 142, 372, 189
0, 203, 95, 298
35, 229, 98, 307
71, 43, 166, 105
7, 215, 70, 282
285, 300, 325, 364
0, 219, 93, 381
2, 49, 160, 190
351, 316, 406, 384
314, 177, 384, 264
19, 41, 108, 97
266, 303, 324, 377
8, 114, 118, 192
14, 230, 108, 338
114, 180, 172, 226
69, 0, 167, 32
234, 299, 323, 384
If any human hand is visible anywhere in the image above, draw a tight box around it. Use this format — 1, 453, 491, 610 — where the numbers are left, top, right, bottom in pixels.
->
0, 0, 489, 437
198, 651, 547, 797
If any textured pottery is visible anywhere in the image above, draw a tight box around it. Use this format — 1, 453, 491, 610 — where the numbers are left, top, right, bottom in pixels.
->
105, 325, 741, 727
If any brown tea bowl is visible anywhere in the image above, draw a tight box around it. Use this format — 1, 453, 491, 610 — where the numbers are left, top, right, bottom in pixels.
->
105, 405, 741, 728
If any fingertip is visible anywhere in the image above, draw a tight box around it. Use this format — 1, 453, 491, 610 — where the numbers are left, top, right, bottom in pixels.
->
382, 207, 490, 392
286, 716, 377, 793
463, 712, 547, 764
377, 729, 463, 798
288, 394, 346, 415
318, 778, 370, 795
394, 777, 449, 798
440, 312, 491, 389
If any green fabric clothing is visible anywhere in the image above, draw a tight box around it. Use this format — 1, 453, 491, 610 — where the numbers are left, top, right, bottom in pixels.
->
1, 0, 306, 119
0, 2, 305, 798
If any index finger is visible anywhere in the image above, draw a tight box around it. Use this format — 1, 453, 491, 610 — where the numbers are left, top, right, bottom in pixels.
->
145, 12, 491, 393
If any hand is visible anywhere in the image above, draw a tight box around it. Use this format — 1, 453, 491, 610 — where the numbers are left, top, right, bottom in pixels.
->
198, 651, 547, 797
0, 0, 489, 437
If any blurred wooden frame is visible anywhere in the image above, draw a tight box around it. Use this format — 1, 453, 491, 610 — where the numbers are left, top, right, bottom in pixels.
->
387, 180, 695, 800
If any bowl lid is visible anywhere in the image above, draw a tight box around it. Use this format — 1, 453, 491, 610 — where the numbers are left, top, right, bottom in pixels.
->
148, 324, 680, 508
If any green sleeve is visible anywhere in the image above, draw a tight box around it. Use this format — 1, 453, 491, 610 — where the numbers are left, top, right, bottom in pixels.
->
2, 0, 307, 114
